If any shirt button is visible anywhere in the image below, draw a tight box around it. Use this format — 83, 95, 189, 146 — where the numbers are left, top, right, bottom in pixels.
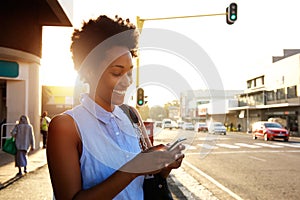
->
116, 132, 120, 135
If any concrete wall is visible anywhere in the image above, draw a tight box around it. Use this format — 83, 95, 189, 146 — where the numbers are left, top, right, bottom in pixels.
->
0, 47, 41, 149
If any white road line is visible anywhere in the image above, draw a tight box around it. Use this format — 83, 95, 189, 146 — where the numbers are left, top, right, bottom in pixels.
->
216, 144, 240, 149
235, 143, 261, 148
272, 142, 300, 148
185, 150, 300, 156
183, 161, 243, 200
185, 144, 197, 150
171, 167, 218, 200
254, 143, 283, 148
197, 137, 229, 141
248, 156, 266, 162
197, 143, 219, 149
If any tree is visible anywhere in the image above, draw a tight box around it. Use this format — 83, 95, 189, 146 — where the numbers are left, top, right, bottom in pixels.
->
149, 106, 166, 121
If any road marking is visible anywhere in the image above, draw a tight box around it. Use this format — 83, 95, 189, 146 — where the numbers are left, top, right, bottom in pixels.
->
185, 144, 197, 150
197, 143, 219, 149
185, 150, 300, 156
183, 161, 243, 200
254, 143, 283, 148
216, 144, 240, 148
272, 142, 300, 148
170, 167, 218, 200
197, 137, 229, 141
235, 143, 261, 148
248, 156, 266, 162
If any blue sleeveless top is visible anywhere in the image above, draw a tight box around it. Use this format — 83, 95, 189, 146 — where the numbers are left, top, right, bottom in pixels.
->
65, 94, 144, 199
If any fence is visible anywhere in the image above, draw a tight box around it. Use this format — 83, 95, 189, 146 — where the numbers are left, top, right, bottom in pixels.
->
0, 123, 17, 149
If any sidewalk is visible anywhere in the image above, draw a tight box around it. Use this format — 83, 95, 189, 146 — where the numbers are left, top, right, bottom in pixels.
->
0, 147, 47, 189
0, 147, 188, 199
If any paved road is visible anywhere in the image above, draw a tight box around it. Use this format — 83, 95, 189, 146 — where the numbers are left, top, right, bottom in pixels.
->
154, 129, 300, 200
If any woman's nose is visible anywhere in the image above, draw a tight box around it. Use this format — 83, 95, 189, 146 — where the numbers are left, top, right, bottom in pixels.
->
120, 73, 132, 86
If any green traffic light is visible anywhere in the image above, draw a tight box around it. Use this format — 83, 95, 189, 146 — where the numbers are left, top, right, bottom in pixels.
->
230, 14, 236, 20
138, 100, 144, 105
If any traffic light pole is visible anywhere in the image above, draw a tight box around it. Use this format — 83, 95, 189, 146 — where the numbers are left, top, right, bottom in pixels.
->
135, 4, 236, 108
136, 12, 227, 88
139, 13, 225, 22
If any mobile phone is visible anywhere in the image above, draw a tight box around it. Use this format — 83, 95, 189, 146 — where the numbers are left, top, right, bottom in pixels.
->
168, 137, 187, 151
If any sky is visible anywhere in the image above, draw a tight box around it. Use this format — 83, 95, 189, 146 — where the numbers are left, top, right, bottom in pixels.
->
40, 0, 300, 107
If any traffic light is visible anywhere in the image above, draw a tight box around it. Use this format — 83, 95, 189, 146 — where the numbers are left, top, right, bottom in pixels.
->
226, 3, 238, 25
136, 88, 144, 106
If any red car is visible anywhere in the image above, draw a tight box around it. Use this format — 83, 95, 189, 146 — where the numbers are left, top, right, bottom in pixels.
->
252, 121, 289, 142
195, 122, 208, 132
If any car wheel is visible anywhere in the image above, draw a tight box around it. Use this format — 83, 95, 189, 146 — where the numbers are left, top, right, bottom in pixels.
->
264, 134, 268, 141
223, 132, 226, 135
252, 134, 257, 140
284, 137, 289, 142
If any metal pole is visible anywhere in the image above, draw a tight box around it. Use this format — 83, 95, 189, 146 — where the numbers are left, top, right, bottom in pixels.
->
141, 13, 226, 21
135, 12, 227, 109
246, 93, 249, 133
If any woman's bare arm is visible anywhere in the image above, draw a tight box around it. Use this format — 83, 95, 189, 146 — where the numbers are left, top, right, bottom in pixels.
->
46, 114, 138, 200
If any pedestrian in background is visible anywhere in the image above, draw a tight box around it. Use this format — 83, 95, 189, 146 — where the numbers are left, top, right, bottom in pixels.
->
40, 111, 50, 148
47, 15, 185, 199
11, 115, 35, 176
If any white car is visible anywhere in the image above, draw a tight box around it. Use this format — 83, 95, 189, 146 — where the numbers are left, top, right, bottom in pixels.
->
162, 119, 173, 129
182, 122, 194, 130
208, 122, 226, 135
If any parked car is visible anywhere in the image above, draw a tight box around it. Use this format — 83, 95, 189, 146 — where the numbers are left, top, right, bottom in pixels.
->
182, 122, 194, 130
208, 122, 226, 135
194, 122, 208, 132
171, 120, 179, 129
162, 119, 173, 129
155, 121, 162, 128
177, 121, 184, 129
252, 121, 289, 142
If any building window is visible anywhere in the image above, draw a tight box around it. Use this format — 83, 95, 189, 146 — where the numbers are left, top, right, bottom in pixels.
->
266, 91, 275, 101
287, 85, 297, 98
256, 76, 264, 87
247, 81, 252, 89
254, 93, 264, 105
276, 88, 285, 100
238, 95, 248, 106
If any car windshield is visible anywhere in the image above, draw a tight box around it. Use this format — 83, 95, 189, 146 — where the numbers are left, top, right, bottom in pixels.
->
214, 123, 223, 127
264, 123, 282, 128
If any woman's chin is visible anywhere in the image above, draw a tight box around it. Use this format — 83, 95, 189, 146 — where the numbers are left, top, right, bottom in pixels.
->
112, 94, 125, 105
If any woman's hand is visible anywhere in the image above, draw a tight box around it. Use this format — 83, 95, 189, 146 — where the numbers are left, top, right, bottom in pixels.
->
120, 143, 185, 176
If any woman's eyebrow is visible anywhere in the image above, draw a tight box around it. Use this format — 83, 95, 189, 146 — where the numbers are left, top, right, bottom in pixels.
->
111, 64, 134, 69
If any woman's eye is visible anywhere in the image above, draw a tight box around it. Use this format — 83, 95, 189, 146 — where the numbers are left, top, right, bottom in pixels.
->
112, 72, 123, 77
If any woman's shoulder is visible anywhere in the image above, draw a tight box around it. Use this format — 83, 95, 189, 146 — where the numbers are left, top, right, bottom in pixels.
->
49, 113, 75, 130
49, 114, 78, 137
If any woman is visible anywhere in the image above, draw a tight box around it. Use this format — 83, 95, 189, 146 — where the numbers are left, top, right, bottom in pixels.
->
46, 15, 185, 200
12, 115, 35, 176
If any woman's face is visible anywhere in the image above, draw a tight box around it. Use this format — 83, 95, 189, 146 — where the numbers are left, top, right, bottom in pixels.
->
93, 46, 133, 111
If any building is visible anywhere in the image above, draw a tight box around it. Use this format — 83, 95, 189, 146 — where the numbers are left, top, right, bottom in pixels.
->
229, 49, 300, 135
0, 1, 72, 149
180, 89, 243, 125
42, 86, 74, 118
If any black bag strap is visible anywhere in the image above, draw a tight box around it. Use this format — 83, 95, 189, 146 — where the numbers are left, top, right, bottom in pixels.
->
119, 104, 139, 124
